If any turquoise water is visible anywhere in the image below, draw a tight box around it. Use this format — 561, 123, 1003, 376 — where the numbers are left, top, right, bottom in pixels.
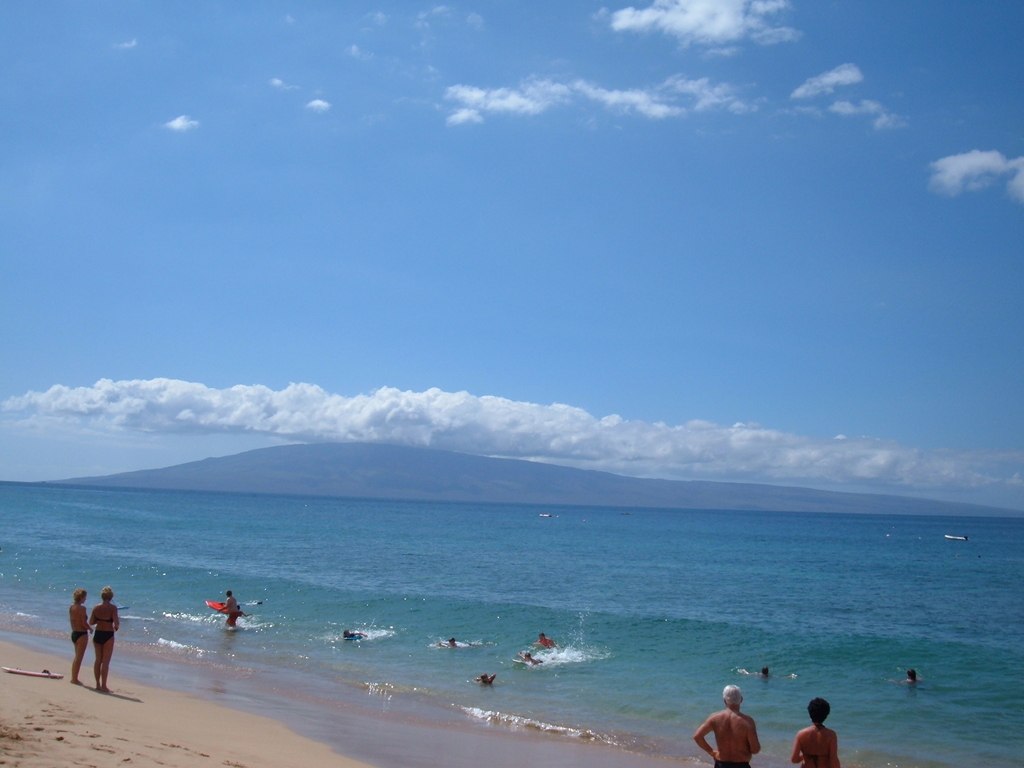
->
1, 483, 1022, 767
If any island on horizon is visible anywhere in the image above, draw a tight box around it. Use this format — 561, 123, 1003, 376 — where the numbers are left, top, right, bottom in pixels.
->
44, 442, 1012, 517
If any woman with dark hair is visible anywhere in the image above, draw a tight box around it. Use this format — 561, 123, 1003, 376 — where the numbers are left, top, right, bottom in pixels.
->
791, 698, 839, 767
69, 588, 91, 685
89, 586, 119, 692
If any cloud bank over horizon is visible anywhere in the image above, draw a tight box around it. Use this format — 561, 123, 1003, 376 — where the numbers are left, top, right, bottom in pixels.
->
4, 379, 1021, 498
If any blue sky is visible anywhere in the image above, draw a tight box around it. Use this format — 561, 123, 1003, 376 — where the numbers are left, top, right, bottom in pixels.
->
1, 2, 1022, 509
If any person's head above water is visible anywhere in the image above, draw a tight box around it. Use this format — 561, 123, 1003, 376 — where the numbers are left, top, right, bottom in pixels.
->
807, 697, 830, 724
907, 669, 917, 681
226, 590, 233, 597
723, 685, 743, 707
761, 666, 769, 676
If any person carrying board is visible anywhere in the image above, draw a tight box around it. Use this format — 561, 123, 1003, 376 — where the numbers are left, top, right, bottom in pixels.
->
224, 590, 247, 627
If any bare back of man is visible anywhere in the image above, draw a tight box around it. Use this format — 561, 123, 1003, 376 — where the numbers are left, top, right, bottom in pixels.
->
694, 687, 760, 768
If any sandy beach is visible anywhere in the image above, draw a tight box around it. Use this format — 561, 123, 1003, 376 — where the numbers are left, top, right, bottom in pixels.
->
0, 639, 376, 768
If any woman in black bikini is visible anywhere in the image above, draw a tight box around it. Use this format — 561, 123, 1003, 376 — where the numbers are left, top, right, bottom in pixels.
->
89, 586, 119, 692
69, 588, 91, 685
790, 697, 840, 768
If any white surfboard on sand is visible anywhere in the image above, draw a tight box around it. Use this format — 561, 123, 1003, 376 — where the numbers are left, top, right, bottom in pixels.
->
3, 667, 64, 679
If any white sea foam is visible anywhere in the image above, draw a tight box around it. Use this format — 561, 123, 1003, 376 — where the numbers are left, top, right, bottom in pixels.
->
162, 611, 222, 624
459, 707, 618, 745
431, 639, 477, 648
160, 610, 271, 630
156, 638, 210, 656
363, 682, 395, 699
530, 644, 610, 666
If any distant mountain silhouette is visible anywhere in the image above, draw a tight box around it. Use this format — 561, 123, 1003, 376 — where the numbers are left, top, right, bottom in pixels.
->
52, 442, 1007, 516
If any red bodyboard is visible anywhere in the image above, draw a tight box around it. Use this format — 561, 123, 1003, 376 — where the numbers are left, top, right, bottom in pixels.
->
206, 600, 229, 614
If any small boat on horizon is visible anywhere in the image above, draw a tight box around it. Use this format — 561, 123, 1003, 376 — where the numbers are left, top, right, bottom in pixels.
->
539, 513, 552, 518
944, 534, 969, 541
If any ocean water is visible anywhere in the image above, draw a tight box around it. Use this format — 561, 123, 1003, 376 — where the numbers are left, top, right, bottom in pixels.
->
1, 483, 1022, 768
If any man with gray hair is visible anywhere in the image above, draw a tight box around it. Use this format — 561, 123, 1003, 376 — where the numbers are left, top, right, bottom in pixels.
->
693, 685, 761, 768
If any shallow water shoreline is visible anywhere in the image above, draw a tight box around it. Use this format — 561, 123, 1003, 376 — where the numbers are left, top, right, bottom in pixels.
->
0, 625, 703, 768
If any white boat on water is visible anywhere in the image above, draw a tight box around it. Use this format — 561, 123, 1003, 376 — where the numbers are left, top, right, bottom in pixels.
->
944, 534, 969, 541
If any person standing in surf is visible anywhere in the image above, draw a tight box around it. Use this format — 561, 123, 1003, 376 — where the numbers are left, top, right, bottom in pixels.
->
89, 586, 119, 692
693, 685, 761, 768
791, 698, 840, 768
69, 588, 91, 685
224, 590, 245, 627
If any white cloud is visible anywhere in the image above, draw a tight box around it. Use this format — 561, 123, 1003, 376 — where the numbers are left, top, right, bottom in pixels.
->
928, 150, 1024, 203
573, 80, 683, 118
445, 74, 748, 124
164, 115, 199, 131
114, 39, 137, 49
447, 108, 484, 125
306, 99, 331, 113
5, 378, 1021, 494
791, 63, 863, 99
445, 80, 573, 119
416, 5, 452, 27
666, 74, 751, 112
347, 44, 372, 59
269, 77, 299, 90
369, 12, 388, 25
609, 0, 799, 47
286, 15, 295, 24
467, 12, 484, 29
829, 99, 905, 130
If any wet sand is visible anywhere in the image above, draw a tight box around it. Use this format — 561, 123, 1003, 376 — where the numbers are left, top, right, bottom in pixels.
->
0, 639, 375, 768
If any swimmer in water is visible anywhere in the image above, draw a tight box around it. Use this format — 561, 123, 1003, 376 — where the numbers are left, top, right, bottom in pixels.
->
897, 669, 920, 684
535, 632, 557, 648
438, 637, 459, 648
791, 697, 840, 768
518, 651, 543, 665
739, 666, 797, 679
342, 630, 365, 639
475, 673, 496, 685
